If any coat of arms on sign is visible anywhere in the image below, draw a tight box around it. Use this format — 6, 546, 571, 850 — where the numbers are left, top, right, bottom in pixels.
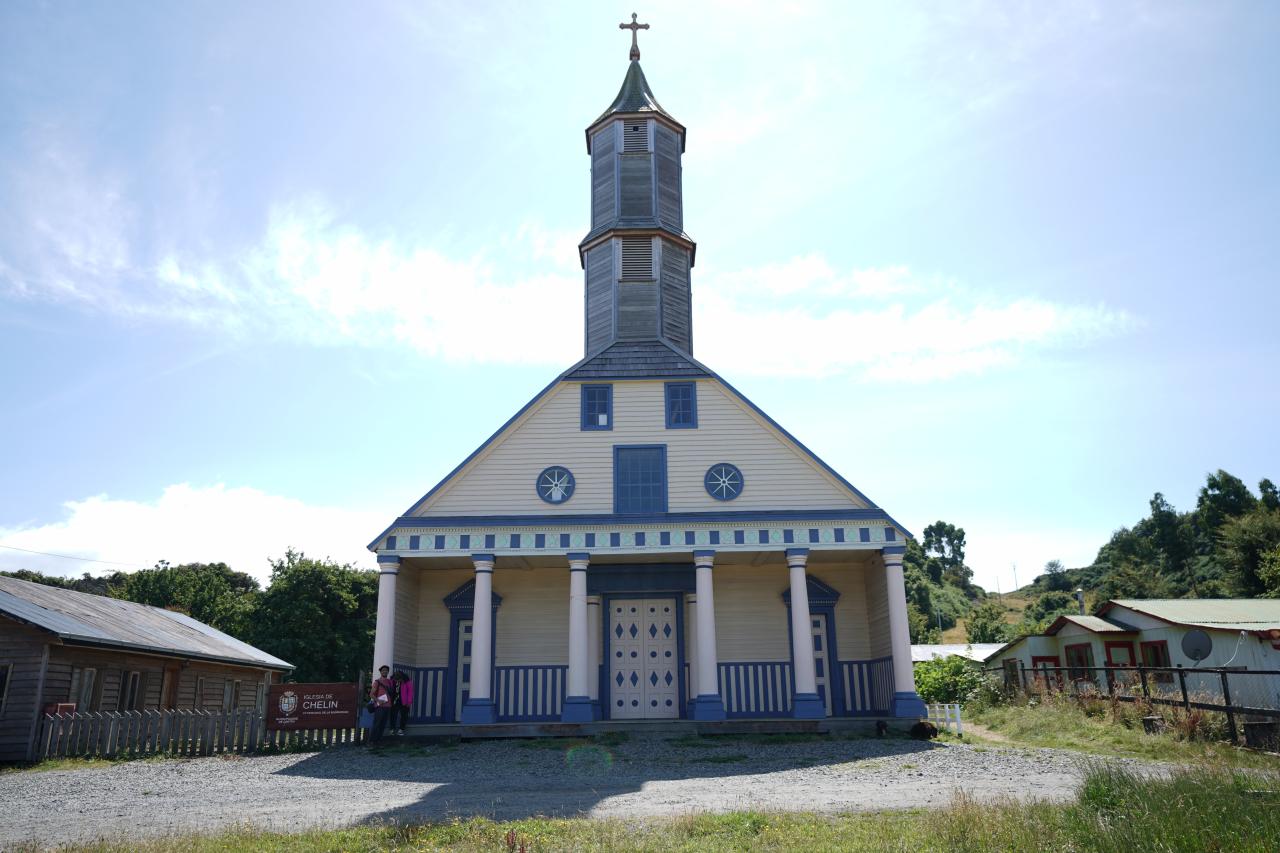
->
278, 690, 298, 715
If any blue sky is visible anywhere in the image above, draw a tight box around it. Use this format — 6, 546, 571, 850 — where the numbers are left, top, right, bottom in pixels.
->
1, 1, 1277, 590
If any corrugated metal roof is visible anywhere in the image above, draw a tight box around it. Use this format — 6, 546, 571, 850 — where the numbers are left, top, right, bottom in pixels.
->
911, 643, 1004, 662
0, 576, 292, 670
1047, 614, 1137, 634
562, 340, 709, 380
1105, 599, 1280, 632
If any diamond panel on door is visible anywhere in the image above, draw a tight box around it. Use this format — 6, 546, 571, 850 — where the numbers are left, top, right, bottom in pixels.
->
610, 601, 646, 719
609, 598, 679, 719
642, 600, 679, 718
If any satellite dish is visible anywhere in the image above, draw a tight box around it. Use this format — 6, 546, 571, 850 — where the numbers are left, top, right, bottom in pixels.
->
1181, 629, 1212, 663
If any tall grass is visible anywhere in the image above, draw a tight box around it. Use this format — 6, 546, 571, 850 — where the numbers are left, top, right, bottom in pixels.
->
35, 764, 1280, 852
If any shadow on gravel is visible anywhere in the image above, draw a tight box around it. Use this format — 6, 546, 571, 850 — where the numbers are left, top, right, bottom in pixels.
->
274, 732, 944, 822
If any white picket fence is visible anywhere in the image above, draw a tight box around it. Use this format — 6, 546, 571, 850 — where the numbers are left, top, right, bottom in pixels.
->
926, 702, 963, 736
38, 708, 364, 759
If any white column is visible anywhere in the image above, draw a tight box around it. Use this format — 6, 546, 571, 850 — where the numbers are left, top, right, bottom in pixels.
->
460, 553, 497, 723
586, 596, 602, 709
684, 592, 698, 711
883, 547, 925, 717
691, 550, 725, 719
563, 553, 593, 721
372, 556, 400, 675
787, 548, 824, 718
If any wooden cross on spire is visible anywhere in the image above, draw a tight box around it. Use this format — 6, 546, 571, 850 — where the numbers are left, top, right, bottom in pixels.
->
619, 13, 649, 61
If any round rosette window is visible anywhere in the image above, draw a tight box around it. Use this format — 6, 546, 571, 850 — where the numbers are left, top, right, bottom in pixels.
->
536, 466, 576, 504
704, 463, 744, 501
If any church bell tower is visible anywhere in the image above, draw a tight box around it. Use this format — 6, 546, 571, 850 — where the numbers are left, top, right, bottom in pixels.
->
579, 14, 696, 357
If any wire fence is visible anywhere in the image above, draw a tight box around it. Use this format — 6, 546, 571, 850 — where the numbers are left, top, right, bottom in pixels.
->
983, 663, 1280, 749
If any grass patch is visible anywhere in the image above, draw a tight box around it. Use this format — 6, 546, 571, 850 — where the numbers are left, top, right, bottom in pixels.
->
33, 765, 1280, 851
968, 693, 1280, 770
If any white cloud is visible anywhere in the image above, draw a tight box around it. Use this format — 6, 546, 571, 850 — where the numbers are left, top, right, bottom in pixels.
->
0, 484, 388, 585
695, 257, 1134, 380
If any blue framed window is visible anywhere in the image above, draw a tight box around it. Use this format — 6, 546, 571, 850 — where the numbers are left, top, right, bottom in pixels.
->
664, 382, 697, 429
581, 384, 612, 430
614, 445, 667, 514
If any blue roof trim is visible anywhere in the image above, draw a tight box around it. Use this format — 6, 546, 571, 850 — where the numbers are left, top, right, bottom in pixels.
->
366, 374, 563, 550
368, 341, 913, 549
383, 508, 900, 529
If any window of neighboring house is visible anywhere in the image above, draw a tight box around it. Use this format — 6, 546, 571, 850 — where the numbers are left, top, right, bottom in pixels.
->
1031, 656, 1061, 689
614, 445, 667, 514
222, 679, 234, 712
581, 384, 612, 430
232, 680, 243, 709
196, 677, 207, 710
255, 682, 265, 713
0, 663, 11, 715
664, 382, 697, 429
1001, 658, 1020, 689
1105, 641, 1136, 667
73, 667, 97, 711
122, 671, 142, 711
1064, 643, 1096, 683
1140, 640, 1174, 684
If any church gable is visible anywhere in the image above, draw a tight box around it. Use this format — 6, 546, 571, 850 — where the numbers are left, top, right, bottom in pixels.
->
412, 377, 872, 517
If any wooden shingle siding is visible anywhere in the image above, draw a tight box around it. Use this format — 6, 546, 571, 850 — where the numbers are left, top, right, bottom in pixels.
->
0, 617, 48, 761
619, 152, 653, 219
655, 124, 682, 232
713, 566, 792, 661
414, 568, 473, 666
617, 281, 659, 339
809, 562, 874, 661
584, 244, 614, 355
659, 240, 692, 352
393, 568, 419, 665
864, 563, 893, 659
493, 568, 569, 667
590, 126, 616, 228
419, 380, 865, 515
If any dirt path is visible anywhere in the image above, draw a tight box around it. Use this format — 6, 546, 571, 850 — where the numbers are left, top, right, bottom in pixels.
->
0, 734, 1157, 849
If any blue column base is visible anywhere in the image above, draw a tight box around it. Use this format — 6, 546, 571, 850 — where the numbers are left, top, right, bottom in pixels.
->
691, 694, 726, 721
561, 695, 594, 723
792, 692, 826, 719
892, 691, 927, 719
591, 700, 602, 721
460, 699, 497, 724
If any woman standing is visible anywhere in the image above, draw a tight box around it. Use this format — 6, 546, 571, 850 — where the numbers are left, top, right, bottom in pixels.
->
368, 665, 396, 743
392, 671, 413, 735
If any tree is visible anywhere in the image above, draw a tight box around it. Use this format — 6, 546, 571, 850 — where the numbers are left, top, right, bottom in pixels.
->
0, 569, 128, 596
1260, 479, 1280, 512
1260, 545, 1280, 597
1041, 559, 1072, 592
965, 599, 1008, 643
913, 654, 984, 704
1218, 507, 1280, 597
922, 521, 972, 587
1196, 470, 1257, 534
116, 561, 260, 637
248, 549, 378, 682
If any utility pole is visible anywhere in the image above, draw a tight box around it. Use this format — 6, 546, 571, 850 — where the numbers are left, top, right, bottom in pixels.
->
1012, 563, 1019, 592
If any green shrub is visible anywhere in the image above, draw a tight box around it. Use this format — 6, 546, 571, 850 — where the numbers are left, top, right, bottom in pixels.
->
913, 654, 985, 704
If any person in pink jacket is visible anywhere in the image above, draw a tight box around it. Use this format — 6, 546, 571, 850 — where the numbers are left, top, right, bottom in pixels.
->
391, 671, 413, 736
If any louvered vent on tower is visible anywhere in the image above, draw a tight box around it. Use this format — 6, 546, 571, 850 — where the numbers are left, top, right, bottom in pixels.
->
620, 238, 653, 279
622, 122, 648, 152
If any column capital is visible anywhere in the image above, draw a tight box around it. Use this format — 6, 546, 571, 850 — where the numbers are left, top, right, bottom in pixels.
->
785, 547, 810, 567
881, 545, 906, 566
470, 553, 496, 573
566, 551, 591, 571
376, 554, 401, 572
693, 549, 715, 568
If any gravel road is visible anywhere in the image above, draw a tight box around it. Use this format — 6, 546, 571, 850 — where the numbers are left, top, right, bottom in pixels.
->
0, 734, 1155, 848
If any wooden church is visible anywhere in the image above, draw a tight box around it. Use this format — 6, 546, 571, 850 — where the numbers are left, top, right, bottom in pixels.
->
367, 19, 925, 729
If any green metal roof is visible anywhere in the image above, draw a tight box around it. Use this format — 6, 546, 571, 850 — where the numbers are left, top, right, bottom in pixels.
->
1103, 599, 1280, 633
587, 61, 685, 150
1046, 614, 1136, 634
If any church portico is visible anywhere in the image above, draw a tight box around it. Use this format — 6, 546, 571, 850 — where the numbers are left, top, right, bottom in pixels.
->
366, 18, 928, 734
379, 543, 913, 729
